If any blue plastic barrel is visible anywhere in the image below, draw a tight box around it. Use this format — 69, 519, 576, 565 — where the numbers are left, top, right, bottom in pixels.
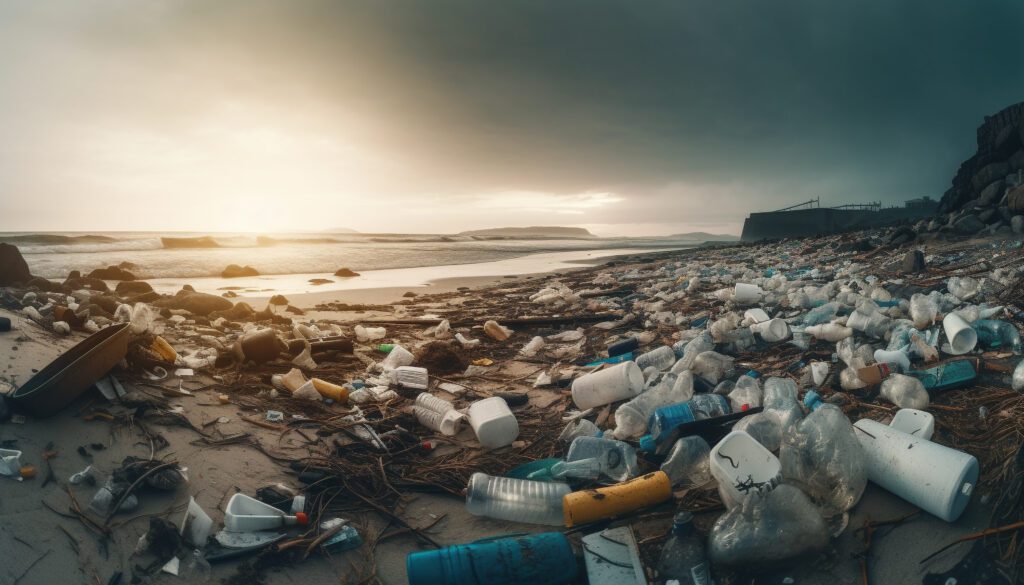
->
406, 532, 578, 585
646, 394, 730, 445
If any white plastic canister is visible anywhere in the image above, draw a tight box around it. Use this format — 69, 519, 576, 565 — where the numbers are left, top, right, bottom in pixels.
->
709, 430, 781, 509
570, 361, 644, 409
468, 397, 519, 449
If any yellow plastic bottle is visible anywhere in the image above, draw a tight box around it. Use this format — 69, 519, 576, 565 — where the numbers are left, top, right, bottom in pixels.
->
563, 471, 673, 527
151, 336, 178, 362
311, 378, 348, 403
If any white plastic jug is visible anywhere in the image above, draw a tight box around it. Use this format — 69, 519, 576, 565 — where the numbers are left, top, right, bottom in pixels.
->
709, 430, 781, 509
468, 397, 519, 449
224, 493, 308, 532
853, 419, 977, 521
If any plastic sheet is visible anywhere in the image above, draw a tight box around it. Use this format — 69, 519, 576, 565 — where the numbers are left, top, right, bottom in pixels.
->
779, 404, 867, 516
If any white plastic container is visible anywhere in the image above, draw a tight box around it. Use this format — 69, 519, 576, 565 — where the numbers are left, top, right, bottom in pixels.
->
468, 397, 519, 448
381, 345, 414, 370
224, 493, 308, 532
733, 283, 763, 304
942, 313, 978, 355
743, 308, 771, 324
889, 408, 935, 440
709, 430, 781, 509
413, 392, 464, 436
873, 348, 911, 372
750, 318, 790, 343
571, 362, 644, 409
0, 448, 23, 477
853, 419, 977, 521
393, 366, 429, 390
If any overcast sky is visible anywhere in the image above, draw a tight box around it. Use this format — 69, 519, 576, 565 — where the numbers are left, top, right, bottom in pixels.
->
2, 1, 1023, 236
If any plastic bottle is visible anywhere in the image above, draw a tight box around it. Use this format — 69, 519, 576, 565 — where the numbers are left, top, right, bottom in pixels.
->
972, 320, 1023, 354
406, 532, 578, 585
727, 374, 762, 411
381, 345, 414, 370
673, 332, 715, 372
805, 324, 853, 342
660, 436, 711, 487
691, 351, 735, 384
562, 471, 673, 527
657, 512, 711, 585
614, 371, 695, 439
909, 294, 938, 329
465, 473, 570, 526
556, 436, 638, 483
646, 394, 731, 447
571, 361, 644, 409
636, 346, 677, 372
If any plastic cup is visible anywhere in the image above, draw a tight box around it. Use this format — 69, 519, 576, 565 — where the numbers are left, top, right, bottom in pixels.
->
942, 313, 978, 355
570, 362, 643, 409
733, 283, 763, 304
750, 318, 789, 342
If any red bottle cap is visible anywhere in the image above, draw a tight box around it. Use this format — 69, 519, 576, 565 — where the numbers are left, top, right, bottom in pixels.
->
741, 404, 750, 411
295, 512, 309, 525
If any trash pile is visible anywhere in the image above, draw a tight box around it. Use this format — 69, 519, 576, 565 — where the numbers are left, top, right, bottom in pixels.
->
2, 226, 1024, 584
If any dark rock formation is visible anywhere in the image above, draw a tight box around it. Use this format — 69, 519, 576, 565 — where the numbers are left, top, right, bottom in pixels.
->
0, 244, 32, 286
221, 264, 259, 278
334, 267, 360, 277
156, 290, 233, 315
87, 265, 137, 281
940, 101, 1024, 213
116, 281, 154, 296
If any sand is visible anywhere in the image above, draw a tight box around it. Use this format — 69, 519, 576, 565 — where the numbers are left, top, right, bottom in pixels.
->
0, 246, 994, 585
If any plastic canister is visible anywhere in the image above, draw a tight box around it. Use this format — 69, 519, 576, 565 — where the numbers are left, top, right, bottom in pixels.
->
853, 419, 978, 521
562, 471, 673, 527
468, 397, 519, 448
888, 408, 935, 440
571, 361, 644, 409
406, 532, 578, 585
709, 430, 781, 509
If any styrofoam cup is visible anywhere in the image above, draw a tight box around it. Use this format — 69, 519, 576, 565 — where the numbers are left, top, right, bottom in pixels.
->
570, 362, 643, 409
750, 318, 790, 342
942, 313, 977, 355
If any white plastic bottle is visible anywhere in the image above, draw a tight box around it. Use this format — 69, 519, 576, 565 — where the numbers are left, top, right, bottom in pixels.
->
635, 346, 677, 372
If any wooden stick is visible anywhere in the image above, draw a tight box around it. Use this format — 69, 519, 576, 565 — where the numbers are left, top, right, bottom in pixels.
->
920, 520, 1024, 564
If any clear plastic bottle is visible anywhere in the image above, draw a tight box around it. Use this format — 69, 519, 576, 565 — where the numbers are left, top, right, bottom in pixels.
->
465, 473, 571, 526
647, 394, 731, 446
879, 374, 929, 409
972, 320, 1023, 354
636, 346, 678, 372
554, 436, 639, 483
660, 436, 711, 487
691, 351, 735, 384
727, 374, 762, 411
614, 372, 695, 439
672, 332, 715, 372
657, 512, 711, 585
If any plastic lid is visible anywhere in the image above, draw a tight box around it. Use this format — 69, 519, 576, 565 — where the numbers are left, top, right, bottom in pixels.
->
638, 435, 655, 452
745, 370, 760, 378
741, 404, 750, 411
295, 512, 309, 525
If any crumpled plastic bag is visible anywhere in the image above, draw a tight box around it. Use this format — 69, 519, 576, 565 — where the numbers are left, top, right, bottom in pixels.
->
879, 374, 929, 409
708, 484, 829, 567
692, 351, 735, 384
779, 404, 867, 517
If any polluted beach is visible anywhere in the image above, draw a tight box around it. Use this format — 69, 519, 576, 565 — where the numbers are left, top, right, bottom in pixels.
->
3, 4, 1024, 585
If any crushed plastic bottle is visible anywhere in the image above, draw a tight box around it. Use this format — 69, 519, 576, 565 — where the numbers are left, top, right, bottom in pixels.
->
691, 351, 735, 384
727, 374, 762, 411
972, 320, 1022, 354
672, 332, 715, 372
635, 346, 678, 372
657, 512, 712, 585
879, 374, 929, 409
613, 371, 695, 439
779, 404, 867, 517
660, 436, 711, 487
554, 436, 638, 483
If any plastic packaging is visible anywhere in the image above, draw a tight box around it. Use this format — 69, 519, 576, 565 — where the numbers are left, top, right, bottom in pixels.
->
571, 361, 644, 409
972, 320, 1022, 354
613, 371, 694, 439
465, 473, 570, 526
809, 361, 829, 386
660, 436, 711, 487
355, 325, 387, 342
762, 377, 797, 408
406, 532, 577, 585
909, 293, 938, 329
889, 408, 935, 440
732, 283, 763, 304
779, 404, 867, 516
853, 419, 978, 521
657, 512, 711, 585
381, 345, 414, 370
710, 430, 781, 508
805, 323, 853, 342
647, 394, 731, 447
468, 397, 519, 448
224, 493, 308, 532
879, 374, 929, 410
750, 318, 790, 343
558, 418, 600, 443
393, 366, 429, 390
906, 359, 977, 392
732, 411, 784, 452
310, 378, 347, 402
562, 471, 672, 527
942, 313, 978, 355
691, 351, 735, 384
947, 276, 981, 301
413, 392, 464, 436
555, 436, 638, 483
873, 348, 911, 373
708, 484, 829, 567
672, 332, 715, 372
727, 374, 762, 411
483, 320, 513, 341
519, 336, 545, 357
635, 346, 677, 372
129, 302, 157, 335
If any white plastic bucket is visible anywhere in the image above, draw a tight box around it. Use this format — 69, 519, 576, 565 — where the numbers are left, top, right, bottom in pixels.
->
733, 283, 763, 304
853, 419, 977, 521
942, 313, 978, 355
889, 408, 934, 440
709, 430, 781, 509
468, 397, 519, 449
571, 362, 643, 409
750, 318, 790, 342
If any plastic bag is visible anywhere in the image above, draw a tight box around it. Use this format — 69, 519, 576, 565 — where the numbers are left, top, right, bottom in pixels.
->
691, 351, 735, 385
879, 374, 929, 409
947, 276, 981, 301
708, 484, 828, 567
763, 377, 798, 408
909, 293, 938, 329
779, 404, 867, 517
660, 436, 711, 486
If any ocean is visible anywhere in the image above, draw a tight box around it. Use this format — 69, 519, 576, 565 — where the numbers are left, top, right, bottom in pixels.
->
2, 231, 697, 281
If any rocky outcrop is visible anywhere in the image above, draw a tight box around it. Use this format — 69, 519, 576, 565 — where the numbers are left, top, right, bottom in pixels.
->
87, 265, 137, 281
334, 267, 360, 277
940, 101, 1024, 213
0, 244, 32, 286
222, 264, 259, 278
115, 281, 154, 296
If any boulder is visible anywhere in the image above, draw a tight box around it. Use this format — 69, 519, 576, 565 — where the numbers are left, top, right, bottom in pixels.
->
953, 214, 986, 235
64, 277, 110, 292
269, 294, 289, 306
210, 302, 255, 321
116, 281, 154, 296
285, 305, 305, 315
334, 267, 360, 277
26, 277, 58, 292
978, 180, 1005, 206
87, 265, 136, 281
221, 264, 259, 278
1010, 149, 1024, 171
885, 226, 916, 246
1009, 185, 1024, 213
971, 162, 1009, 193
901, 250, 926, 273
978, 208, 998, 223
1012, 215, 1024, 235
156, 290, 233, 315
89, 294, 120, 314
125, 291, 161, 304
0, 243, 32, 286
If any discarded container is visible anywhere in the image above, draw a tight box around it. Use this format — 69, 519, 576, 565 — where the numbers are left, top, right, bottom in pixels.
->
151, 336, 178, 362
563, 471, 672, 527
10, 322, 130, 418
907, 359, 977, 393
646, 394, 731, 447
414, 392, 464, 436
879, 374, 929, 410
710, 430, 781, 509
972, 320, 1023, 354
468, 397, 519, 448
660, 435, 711, 487
355, 325, 387, 342
311, 378, 348, 402
381, 345, 415, 370
743, 308, 771, 324
483, 320, 513, 341
406, 532, 577, 585
557, 435, 638, 483
0, 448, 23, 477
224, 493, 309, 532
320, 518, 362, 552
180, 497, 213, 547
657, 511, 711, 585
465, 473, 570, 526
582, 526, 646, 585
873, 348, 911, 373
733, 283, 763, 304
635, 346, 677, 371
394, 366, 429, 390
613, 371, 694, 439
235, 328, 286, 364
750, 318, 790, 343
942, 313, 978, 355
607, 337, 639, 357
889, 408, 934, 440
571, 361, 644, 409
853, 418, 978, 521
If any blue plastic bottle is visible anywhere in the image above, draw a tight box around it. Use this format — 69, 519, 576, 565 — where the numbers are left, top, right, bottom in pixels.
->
406, 532, 578, 585
644, 394, 730, 447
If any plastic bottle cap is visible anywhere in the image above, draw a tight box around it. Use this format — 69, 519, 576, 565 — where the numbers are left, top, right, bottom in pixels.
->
741, 404, 750, 411
295, 512, 309, 525
638, 435, 655, 452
